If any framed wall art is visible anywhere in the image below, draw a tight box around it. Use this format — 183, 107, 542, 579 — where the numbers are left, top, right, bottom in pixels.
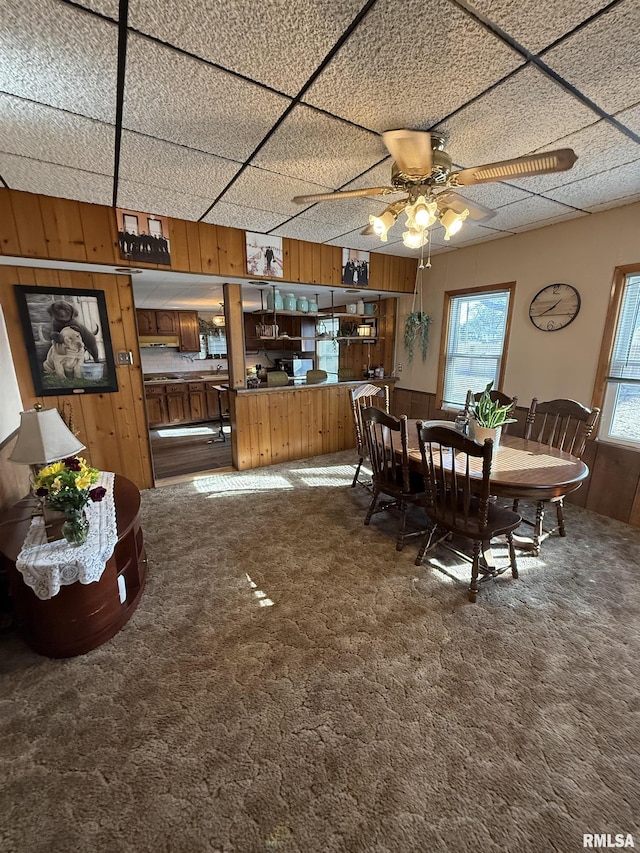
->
14, 286, 119, 396
115, 207, 171, 266
246, 232, 283, 278
342, 248, 369, 286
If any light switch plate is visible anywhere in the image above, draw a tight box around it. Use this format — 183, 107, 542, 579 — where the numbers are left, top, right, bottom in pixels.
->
116, 351, 133, 365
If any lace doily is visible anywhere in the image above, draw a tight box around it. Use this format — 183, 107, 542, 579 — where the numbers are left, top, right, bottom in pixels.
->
16, 472, 118, 600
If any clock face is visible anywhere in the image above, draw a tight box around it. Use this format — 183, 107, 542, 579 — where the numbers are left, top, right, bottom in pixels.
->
529, 283, 581, 332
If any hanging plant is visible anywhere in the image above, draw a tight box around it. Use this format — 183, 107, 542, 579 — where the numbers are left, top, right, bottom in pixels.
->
404, 311, 431, 362
404, 250, 432, 362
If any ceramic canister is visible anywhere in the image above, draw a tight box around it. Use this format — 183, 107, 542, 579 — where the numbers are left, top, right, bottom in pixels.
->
356, 298, 365, 314
347, 303, 357, 314
308, 299, 318, 313
364, 302, 376, 315
296, 296, 309, 313
283, 293, 296, 311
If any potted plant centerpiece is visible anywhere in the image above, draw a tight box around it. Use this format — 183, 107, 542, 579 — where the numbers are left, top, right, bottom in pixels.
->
467, 382, 517, 454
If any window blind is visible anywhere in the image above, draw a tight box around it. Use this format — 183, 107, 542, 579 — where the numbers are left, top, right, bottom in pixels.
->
609, 275, 640, 382
442, 290, 510, 407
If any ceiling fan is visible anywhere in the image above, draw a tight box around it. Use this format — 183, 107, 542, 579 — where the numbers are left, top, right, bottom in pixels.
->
293, 129, 577, 248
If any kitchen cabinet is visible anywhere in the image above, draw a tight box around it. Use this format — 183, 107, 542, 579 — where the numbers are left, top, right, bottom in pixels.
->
145, 386, 168, 427
166, 383, 188, 423
178, 312, 200, 352
187, 382, 207, 421
144, 380, 228, 427
136, 309, 200, 351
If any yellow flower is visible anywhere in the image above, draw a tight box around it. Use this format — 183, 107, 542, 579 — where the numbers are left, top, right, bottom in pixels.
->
50, 476, 63, 492
75, 473, 93, 490
36, 461, 64, 481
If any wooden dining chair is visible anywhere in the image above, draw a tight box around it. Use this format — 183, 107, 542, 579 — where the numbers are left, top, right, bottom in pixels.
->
464, 388, 518, 433
349, 383, 390, 487
361, 407, 425, 551
516, 398, 600, 554
415, 423, 522, 602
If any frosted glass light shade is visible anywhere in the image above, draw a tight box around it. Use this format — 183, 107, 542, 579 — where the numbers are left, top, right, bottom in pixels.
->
441, 208, 469, 241
369, 210, 396, 241
9, 408, 85, 466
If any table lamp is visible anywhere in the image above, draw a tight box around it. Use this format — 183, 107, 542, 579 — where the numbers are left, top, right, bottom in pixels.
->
9, 404, 86, 477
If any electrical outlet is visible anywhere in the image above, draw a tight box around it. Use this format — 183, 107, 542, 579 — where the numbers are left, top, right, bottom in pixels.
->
116, 350, 133, 365
397, 362, 402, 372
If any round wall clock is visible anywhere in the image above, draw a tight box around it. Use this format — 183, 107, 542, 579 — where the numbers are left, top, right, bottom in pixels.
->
529, 283, 581, 332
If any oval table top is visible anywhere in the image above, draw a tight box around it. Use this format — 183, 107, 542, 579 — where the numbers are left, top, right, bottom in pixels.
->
405, 423, 589, 501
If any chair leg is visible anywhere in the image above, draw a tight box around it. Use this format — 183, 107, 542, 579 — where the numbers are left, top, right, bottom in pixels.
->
533, 501, 545, 556
415, 524, 436, 565
469, 541, 481, 602
556, 498, 566, 536
364, 488, 380, 526
351, 457, 363, 488
396, 501, 407, 551
507, 531, 518, 578
512, 498, 519, 513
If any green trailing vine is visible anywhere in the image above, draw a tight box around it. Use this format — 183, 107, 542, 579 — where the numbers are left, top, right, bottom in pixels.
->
404, 311, 431, 362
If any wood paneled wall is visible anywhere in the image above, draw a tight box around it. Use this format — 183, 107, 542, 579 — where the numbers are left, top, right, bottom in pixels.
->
0, 265, 153, 497
0, 188, 417, 291
234, 381, 393, 470
392, 387, 640, 529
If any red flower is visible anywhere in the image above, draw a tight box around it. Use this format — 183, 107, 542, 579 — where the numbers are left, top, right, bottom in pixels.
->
63, 456, 82, 471
89, 486, 107, 502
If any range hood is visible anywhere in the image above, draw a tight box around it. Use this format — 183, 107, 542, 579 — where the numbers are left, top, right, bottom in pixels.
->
139, 335, 180, 348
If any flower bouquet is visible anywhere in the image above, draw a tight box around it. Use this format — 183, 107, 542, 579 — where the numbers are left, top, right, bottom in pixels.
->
34, 457, 107, 546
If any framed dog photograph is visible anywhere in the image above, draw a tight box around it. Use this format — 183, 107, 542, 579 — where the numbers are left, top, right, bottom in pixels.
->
14, 286, 118, 396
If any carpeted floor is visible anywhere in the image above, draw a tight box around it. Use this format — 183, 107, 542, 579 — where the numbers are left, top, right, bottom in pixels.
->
1, 450, 640, 852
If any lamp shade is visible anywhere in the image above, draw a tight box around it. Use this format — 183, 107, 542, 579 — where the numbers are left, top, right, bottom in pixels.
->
9, 407, 86, 466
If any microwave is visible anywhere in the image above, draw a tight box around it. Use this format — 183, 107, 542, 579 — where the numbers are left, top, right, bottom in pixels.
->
281, 358, 314, 377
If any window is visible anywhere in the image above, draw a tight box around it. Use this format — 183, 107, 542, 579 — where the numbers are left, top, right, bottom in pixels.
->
599, 271, 640, 447
438, 283, 515, 409
316, 318, 339, 376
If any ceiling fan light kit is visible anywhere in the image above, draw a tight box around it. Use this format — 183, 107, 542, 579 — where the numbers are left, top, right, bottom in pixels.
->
293, 129, 577, 254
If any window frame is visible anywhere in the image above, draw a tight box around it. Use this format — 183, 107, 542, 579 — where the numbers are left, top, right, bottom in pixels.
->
436, 281, 516, 411
593, 263, 640, 449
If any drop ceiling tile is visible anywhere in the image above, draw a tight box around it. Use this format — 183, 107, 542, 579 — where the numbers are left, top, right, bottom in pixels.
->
454, 229, 512, 249
441, 183, 532, 210
270, 216, 364, 244
0, 0, 118, 122
128, 0, 365, 96
543, 160, 640, 211
543, 0, 640, 114
303, 0, 524, 131
72, 0, 118, 16
469, 0, 612, 53
618, 102, 640, 136
488, 195, 578, 230
119, 131, 241, 199
292, 196, 387, 230
438, 65, 597, 168
123, 35, 291, 161
524, 112, 640, 193
433, 221, 512, 248
117, 179, 212, 221
253, 106, 384, 188
509, 210, 588, 233
0, 95, 114, 173
221, 167, 334, 217
325, 230, 389, 252
202, 201, 289, 233
1, 153, 112, 205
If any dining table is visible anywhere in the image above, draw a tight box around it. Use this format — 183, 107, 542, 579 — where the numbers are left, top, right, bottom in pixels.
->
404, 420, 590, 553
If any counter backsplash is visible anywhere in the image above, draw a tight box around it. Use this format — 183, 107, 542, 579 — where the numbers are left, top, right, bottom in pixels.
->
141, 349, 228, 375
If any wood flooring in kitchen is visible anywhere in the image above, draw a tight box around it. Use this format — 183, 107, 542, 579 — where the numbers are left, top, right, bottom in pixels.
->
149, 421, 233, 482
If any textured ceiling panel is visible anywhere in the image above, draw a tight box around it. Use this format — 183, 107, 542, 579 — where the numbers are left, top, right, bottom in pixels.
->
71, 0, 119, 17
437, 65, 597, 168
0, 0, 118, 122
201, 201, 289, 233
123, 35, 291, 161
291, 196, 387, 229
119, 131, 241, 199
252, 106, 384, 188
116, 179, 213, 221
543, 0, 640, 114
325, 230, 392, 252
618, 102, 640, 135
1, 153, 113, 205
468, 0, 613, 53
220, 167, 334, 217
128, 0, 365, 96
542, 161, 640, 212
524, 113, 640, 193
439, 182, 532, 211
303, 0, 524, 131
495, 197, 586, 232
270, 216, 355, 243
0, 95, 114, 173
509, 210, 587, 233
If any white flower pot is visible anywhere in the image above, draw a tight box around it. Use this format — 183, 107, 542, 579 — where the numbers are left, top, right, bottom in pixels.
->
469, 421, 502, 456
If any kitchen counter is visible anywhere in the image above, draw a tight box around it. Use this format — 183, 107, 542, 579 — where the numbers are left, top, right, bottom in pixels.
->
144, 372, 229, 385
237, 376, 397, 393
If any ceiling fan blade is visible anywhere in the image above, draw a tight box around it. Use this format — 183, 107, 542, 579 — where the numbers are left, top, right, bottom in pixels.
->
382, 129, 433, 177
293, 186, 396, 204
436, 190, 496, 222
360, 223, 377, 236
450, 148, 578, 186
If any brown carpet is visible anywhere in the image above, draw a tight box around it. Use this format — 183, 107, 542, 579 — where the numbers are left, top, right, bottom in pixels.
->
1, 450, 640, 852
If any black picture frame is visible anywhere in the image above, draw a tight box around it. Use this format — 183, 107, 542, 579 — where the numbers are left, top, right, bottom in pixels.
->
14, 285, 119, 396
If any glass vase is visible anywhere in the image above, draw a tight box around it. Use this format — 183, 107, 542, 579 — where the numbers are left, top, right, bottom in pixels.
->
62, 510, 89, 547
